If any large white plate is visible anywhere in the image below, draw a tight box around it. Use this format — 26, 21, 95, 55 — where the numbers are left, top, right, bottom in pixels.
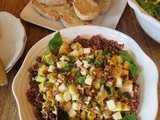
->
0, 12, 27, 73
20, 0, 127, 30
12, 26, 158, 120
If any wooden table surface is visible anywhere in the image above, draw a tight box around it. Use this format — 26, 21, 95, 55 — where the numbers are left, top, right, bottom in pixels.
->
0, 0, 160, 120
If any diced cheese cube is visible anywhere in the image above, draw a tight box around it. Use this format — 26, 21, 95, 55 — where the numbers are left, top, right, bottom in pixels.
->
87, 54, 94, 58
63, 91, 71, 102
112, 112, 122, 120
84, 48, 91, 54
70, 49, 79, 57
68, 109, 76, 117
55, 93, 65, 102
120, 80, 133, 93
81, 68, 88, 75
60, 55, 69, 61
85, 96, 91, 104
106, 100, 116, 110
56, 61, 67, 69
75, 59, 82, 67
85, 75, 93, 85
58, 83, 67, 92
72, 94, 79, 101
49, 77, 56, 83
115, 76, 122, 88
48, 65, 55, 72
82, 60, 90, 68
72, 102, 81, 110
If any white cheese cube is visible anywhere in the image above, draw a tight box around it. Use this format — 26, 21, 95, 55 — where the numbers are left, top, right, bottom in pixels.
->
60, 55, 69, 61
120, 80, 133, 93
85, 75, 93, 85
63, 91, 71, 102
106, 100, 116, 110
58, 83, 67, 92
115, 76, 122, 88
80, 68, 88, 75
82, 60, 90, 68
68, 109, 76, 117
75, 59, 82, 67
55, 93, 65, 102
84, 48, 91, 54
48, 65, 55, 72
84, 96, 91, 105
87, 54, 94, 58
56, 61, 67, 69
49, 77, 56, 83
70, 50, 79, 57
72, 102, 81, 110
72, 94, 79, 101
112, 112, 122, 120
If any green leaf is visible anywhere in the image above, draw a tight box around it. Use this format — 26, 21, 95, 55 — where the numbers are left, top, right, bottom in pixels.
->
48, 32, 62, 55
130, 63, 139, 77
61, 63, 72, 72
95, 102, 103, 115
99, 85, 105, 92
109, 87, 114, 99
86, 58, 95, 63
75, 75, 86, 84
120, 52, 133, 63
74, 69, 81, 77
121, 114, 139, 120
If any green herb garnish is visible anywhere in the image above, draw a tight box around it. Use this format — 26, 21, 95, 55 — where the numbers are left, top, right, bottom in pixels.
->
121, 114, 139, 120
48, 32, 62, 55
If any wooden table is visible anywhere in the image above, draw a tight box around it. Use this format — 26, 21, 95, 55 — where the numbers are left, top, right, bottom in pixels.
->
0, 0, 160, 120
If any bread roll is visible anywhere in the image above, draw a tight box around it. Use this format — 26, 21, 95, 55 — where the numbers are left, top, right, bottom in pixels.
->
73, 0, 100, 20
32, 0, 71, 21
94, 0, 112, 15
61, 7, 92, 27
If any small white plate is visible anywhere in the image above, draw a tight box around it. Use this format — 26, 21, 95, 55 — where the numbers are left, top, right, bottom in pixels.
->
20, 0, 127, 30
12, 26, 158, 120
0, 12, 27, 73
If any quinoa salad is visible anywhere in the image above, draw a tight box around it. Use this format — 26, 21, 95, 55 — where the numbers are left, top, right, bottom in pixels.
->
27, 32, 140, 120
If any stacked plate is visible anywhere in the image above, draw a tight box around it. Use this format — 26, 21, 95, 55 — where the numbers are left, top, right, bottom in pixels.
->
0, 12, 27, 73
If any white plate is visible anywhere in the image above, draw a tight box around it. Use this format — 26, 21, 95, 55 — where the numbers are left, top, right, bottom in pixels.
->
12, 26, 158, 120
20, 0, 127, 30
0, 12, 27, 73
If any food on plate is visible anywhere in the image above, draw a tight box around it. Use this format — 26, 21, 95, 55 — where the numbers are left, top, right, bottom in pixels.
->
31, 0, 112, 27
136, 0, 160, 21
94, 0, 112, 15
61, 7, 92, 27
37, 0, 67, 6
72, 0, 100, 20
32, 0, 71, 21
26, 32, 140, 120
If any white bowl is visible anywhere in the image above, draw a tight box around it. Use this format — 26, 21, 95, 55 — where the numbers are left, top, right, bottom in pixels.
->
128, 0, 160, 43
12, 26, 158, 120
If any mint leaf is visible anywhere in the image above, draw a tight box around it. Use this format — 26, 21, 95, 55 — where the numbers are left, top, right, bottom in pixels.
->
121, 114, 139, 120
130, 63, 139, 77
48, 32, 62, 55
120, 52, 133, 63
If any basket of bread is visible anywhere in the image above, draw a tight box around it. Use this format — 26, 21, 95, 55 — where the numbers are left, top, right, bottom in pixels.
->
31, 0, 112, 27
